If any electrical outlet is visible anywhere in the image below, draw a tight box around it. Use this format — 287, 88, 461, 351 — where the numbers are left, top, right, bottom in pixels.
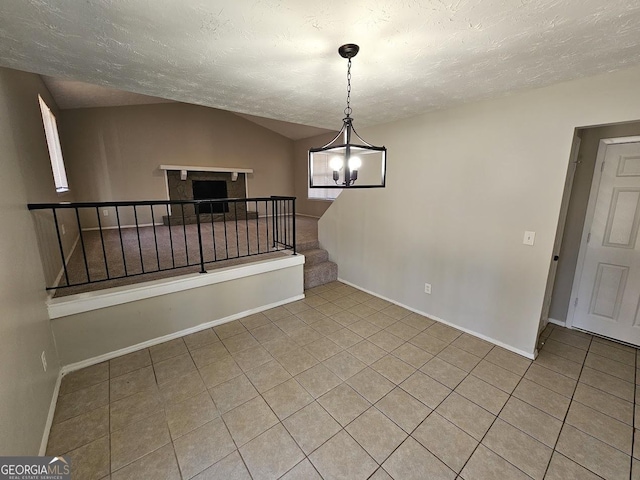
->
61, 224, 66, 235
103, 209, 109, 217
424, 283, 432, 294
41, 351, 47, 372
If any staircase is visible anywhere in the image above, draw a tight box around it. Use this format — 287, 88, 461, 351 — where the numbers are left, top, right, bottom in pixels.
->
298, 239, 338, 289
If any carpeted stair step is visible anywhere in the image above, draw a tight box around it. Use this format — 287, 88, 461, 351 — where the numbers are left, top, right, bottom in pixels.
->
302, 248, 329, 267
297, 240, 320, 252
304, 261, 338, 289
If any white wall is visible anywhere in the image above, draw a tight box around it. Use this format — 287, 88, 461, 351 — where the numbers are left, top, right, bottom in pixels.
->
52, 259, 303, 366
319, 65, 640, 357
0, 67, 62, 454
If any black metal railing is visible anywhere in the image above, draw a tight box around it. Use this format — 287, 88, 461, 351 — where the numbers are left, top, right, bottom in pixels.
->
28, 196, 296, 291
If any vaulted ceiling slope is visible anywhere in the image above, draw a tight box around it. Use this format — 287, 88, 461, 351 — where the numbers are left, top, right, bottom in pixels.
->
1, 1, 640, 129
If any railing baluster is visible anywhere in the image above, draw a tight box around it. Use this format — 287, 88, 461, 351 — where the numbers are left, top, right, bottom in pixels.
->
272, 198, 278, 248
151, 205, 160, 271
181, 203, 189, 266
285, 199, 289, 248
75, 207, 91, 283
223, 205, 229, 260
166, 204, 175, 269
292, 198, 296, 254
279, 199, 283, 248
115, 206, 127, 276
133, 205, 144, 273
96, 206, 110, 279
52, 208, 70, 286
234, 202, 239, 258
195, 202, 206, 273
255, 200, 260, 254
29, 196, 297, 291
265, 200, 270, 253
245, 200, 250, 256
210, 201, 217, 262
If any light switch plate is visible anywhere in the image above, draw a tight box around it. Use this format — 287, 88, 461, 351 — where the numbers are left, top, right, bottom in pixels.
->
523, 231, 535, 246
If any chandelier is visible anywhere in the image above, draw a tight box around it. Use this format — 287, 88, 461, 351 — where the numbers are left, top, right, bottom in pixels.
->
309, 44, 387, 189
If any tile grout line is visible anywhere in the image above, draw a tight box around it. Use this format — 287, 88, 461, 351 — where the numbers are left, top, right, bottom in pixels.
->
631, 351, 637, 480
253, 289, 379, 478
453, 347, 539, 480
336, 330, 495, 478
549, 339, 637, 460
55, 288, 639, 480
266, 310, 454, 477
397, 339, 497, 478
108, 361, 112, 476
539, 331, 593, 479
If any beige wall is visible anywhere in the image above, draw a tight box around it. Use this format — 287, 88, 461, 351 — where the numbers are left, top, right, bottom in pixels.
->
0, 69, 79, 287
0, 67, 62, 454
319, 65, 640, 357
549, 121, 640, 322
60, 103, 297, 226
293, 132, 338, 217
52, 260, 303, 365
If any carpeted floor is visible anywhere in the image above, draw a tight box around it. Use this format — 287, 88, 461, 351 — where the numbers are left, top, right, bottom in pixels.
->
54, 216, 318, 297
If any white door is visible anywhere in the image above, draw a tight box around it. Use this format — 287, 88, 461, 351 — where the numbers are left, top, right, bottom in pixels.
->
571, 139, 640, 345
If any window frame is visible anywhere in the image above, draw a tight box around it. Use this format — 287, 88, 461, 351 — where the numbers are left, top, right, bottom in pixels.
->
308, 152, 340, 201
38, 95, 69, 193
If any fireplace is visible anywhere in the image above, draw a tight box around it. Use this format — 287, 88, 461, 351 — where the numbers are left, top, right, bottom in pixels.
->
192, 180, 229, 213
161, 167, 257, 225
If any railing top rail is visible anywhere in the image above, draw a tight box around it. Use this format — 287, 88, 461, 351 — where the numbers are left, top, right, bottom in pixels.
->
28, 197, 296, 210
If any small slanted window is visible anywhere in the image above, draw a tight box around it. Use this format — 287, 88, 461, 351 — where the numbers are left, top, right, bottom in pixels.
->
38, 95, 69, 193
308, 153, 340, 201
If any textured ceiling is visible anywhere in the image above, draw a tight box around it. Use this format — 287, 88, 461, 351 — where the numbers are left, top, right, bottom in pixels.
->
41, 74, 333, 139
235, 113, 334, 140
1, 1, 640, 129
41, 76, 173, 109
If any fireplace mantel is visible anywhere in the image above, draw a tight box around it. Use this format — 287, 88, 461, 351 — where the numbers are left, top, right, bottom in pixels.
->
160, 164, 253, 181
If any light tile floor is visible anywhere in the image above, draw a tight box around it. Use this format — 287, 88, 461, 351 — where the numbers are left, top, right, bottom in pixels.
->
47, 281, 640, 480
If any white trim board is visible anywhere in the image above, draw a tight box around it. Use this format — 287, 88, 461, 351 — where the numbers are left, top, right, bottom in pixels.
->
160, 164, 254, 174
548, 318, 567, 327
39, 370, 62, 456
48, 254, 305, 319
338, 277, 536, 360
60, 292, 305, 374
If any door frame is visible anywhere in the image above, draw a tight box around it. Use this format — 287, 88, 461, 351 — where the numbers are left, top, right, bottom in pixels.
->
539, 134, 581, 335
566, 135, 640, 330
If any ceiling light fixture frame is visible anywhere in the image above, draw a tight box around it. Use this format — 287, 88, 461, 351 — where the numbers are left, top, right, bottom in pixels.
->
309, 44, 387, 189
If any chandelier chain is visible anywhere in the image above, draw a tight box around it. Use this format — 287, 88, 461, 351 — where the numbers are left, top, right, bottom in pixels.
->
344, 58, 352, 117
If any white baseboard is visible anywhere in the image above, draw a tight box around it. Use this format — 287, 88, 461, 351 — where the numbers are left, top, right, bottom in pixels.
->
338, 277, 536, 360
39, 369, 63, 456
60, 293, 305, 375
548, 318, 566, 327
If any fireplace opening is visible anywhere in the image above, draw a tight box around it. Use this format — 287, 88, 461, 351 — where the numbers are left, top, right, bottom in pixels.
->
193, 180, 229, 213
